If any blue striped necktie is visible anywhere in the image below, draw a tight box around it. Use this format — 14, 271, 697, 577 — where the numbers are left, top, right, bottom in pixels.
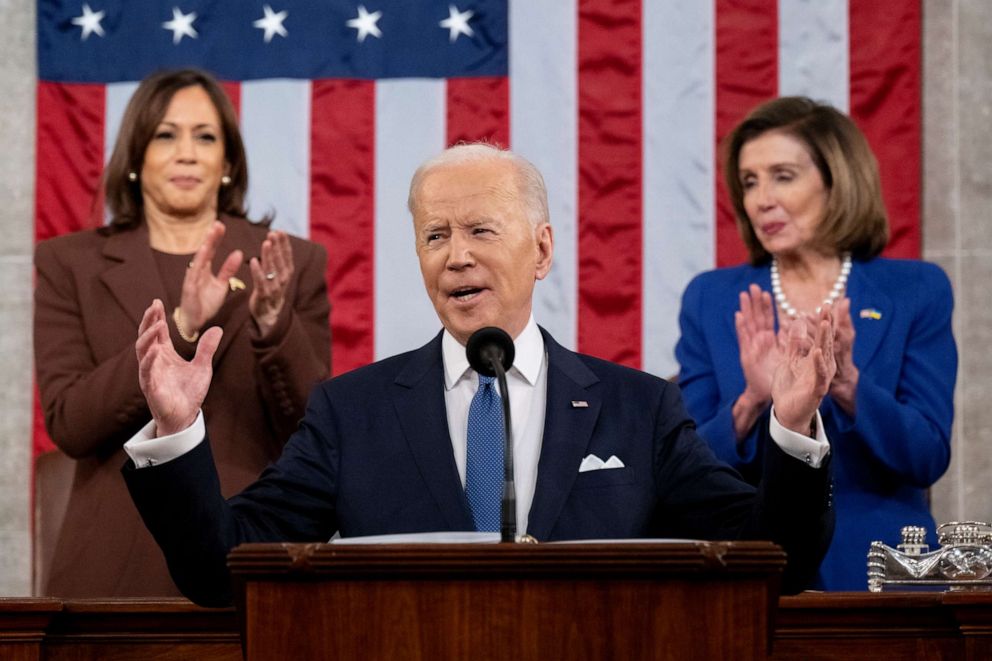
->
465, 374, 504, 532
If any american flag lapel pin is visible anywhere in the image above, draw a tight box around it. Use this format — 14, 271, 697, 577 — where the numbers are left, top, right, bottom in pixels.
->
859, 308, 882, 320
571, 400, 589, 408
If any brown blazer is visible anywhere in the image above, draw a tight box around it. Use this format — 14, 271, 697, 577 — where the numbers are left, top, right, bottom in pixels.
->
34, 216, 331, 597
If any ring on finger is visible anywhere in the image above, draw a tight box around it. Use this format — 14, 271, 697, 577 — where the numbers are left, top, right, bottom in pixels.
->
265, 272, 276, 281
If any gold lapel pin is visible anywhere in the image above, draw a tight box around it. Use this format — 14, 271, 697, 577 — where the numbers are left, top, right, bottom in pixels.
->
229, 277, 246, 292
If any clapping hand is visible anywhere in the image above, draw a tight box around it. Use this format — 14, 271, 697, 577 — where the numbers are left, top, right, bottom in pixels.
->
771, 308, 836, 436
248, 230, 295, 337
735, 284, 783, 407
136, 299, 222, 437
828, 297, 859, 415
175, 221, 243, 338
732, 284, 788, 439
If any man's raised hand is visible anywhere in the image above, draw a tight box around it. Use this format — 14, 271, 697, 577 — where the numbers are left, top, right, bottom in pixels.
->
770, 307, 836, 435
136, 299, 222, 437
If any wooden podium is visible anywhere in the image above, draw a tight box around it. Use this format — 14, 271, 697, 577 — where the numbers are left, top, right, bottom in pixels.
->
228, 541, 786, 660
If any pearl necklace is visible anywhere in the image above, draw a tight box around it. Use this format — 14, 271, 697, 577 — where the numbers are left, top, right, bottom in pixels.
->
770, 253, 852, 319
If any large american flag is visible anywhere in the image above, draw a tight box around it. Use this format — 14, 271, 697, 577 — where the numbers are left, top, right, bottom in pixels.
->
34, 0, 921, 455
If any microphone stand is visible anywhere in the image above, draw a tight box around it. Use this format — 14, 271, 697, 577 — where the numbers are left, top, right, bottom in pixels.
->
483, 345, 516, 543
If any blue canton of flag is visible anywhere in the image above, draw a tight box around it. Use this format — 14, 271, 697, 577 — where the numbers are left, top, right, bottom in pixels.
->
38, 1, 508, 82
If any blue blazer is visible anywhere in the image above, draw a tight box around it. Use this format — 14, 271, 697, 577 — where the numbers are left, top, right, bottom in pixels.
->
126, 328, 832, 606
676, 258, 957, 590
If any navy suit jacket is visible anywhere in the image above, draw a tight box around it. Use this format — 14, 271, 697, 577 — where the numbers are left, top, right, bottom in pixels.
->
676, 258, 956, 590
125, 328, 832, 606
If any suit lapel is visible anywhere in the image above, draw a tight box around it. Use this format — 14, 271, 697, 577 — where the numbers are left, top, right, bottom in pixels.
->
99, 224, 167, 326
392, 333, 475, 531
526, 330, 602, 540
847, 261, 893, 369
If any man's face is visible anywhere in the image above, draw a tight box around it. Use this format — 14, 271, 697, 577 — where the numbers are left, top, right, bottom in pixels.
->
413, 159, 553, 345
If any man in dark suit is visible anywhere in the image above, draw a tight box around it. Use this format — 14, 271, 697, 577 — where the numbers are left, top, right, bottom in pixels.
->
124, 144, 835, 607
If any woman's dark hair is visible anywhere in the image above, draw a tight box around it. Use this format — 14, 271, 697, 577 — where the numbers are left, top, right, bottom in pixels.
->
723, 96, 889, 264
104, 68, 249, 227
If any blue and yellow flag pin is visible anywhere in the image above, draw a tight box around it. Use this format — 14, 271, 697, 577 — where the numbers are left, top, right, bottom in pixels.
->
859, 308, 882, 320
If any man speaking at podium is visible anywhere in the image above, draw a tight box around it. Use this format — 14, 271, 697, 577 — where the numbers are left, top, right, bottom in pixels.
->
123, 144, 834, 607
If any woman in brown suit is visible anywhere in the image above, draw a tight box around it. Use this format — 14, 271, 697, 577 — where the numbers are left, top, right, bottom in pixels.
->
34, 69, 331, 597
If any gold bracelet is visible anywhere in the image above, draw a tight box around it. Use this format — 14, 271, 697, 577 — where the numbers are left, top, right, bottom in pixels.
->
172, 307, 199, 343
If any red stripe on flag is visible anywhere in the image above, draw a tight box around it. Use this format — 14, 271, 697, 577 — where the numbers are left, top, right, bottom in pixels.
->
849, 0, 921, 259
34, 82, 107, 458
714, 1, 777, 267
309, 80, 376, 375
577, 0, 642, 369
446, 77, 510, 148
35, 82, 105, 241
221, 81, 241, 117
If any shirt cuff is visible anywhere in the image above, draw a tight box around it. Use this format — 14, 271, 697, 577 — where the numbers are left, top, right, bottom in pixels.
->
768, 405, 830, 469
123, 411, 206, 469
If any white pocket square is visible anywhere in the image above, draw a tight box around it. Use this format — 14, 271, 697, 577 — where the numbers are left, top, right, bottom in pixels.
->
579, 454, 625, 472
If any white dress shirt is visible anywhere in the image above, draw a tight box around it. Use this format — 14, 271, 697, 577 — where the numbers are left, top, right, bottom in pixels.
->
442, 315, 547, 535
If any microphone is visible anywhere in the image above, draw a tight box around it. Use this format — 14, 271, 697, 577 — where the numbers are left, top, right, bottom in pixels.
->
466, 326, 515, 377
465, 327, 517, 543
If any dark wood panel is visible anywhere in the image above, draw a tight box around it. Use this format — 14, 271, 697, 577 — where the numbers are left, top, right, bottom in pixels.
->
0, 598, 61, 661
233, 542, 786, 661
0, 598, 242, 661
772, 592, 966, 660
246, 576, 772, 661
43, 642, 240, 661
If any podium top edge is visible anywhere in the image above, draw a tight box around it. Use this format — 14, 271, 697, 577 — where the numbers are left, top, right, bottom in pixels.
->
227, 540, 786, 578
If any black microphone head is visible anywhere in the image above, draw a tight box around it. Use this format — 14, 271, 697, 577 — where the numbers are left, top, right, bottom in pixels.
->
466, 327, 515, 377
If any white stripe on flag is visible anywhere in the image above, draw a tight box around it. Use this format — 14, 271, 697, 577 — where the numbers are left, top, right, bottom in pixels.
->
374, 79, 447, 360
510, 0, 578, 351
642, 1, 715, 379
241, 80, 312, 237
779, 0, 850, 111
104, 82, 140, 223
105, 82, 140, 165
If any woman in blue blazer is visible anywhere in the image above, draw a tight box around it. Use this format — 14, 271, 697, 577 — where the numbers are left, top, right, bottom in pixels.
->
676, 97, 957, 590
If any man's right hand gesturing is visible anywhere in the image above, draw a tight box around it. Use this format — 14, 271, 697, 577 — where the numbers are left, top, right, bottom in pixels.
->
136, 299, 222, 437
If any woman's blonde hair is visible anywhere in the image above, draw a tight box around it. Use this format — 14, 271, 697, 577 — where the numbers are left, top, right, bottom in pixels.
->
723, 96, 889, 264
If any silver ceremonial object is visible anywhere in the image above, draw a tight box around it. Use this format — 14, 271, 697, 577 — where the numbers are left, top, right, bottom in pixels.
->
868, 521, 992, 592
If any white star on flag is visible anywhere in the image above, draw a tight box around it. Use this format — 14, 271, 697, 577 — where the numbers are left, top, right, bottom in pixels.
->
346, 5, 382, 43
439, 5, 474, 43
253, 5, 289, 43
162, 7, 198, 45
71, 3, 105, 41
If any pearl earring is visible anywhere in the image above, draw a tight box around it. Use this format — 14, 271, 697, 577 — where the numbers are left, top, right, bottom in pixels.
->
221, 175, 232, 186
127, 171, 137, 182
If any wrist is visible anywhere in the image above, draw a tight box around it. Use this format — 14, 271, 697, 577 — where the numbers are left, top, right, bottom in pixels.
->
834, 366, 859, 390
251, 303, 288, 342
154, 413, 197, 439
737, 387, 770, 413
774, 410, 817, 437
252, 312, 278, 338
173, 307, 200, 343
830, 369, 859, 415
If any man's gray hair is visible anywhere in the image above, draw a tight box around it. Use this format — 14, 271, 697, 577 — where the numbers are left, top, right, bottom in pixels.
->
407, 143, 551, 228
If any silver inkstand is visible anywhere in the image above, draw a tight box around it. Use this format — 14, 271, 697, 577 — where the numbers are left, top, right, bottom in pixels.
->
868, 522, 992, 592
